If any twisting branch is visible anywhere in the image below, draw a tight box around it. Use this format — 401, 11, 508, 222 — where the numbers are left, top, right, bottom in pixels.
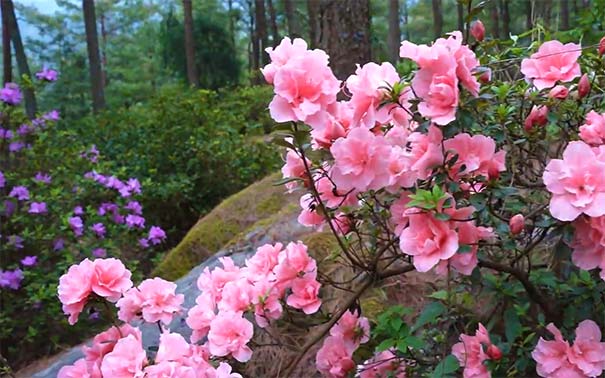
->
478, 259, 561, 324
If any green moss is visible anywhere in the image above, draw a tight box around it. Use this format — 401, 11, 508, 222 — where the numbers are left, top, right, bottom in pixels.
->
300, 232, 340, 262
152, 172, 295, 280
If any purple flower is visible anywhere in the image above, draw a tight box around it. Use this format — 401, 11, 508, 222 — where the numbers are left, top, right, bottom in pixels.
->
0, 83, 22, 105
98, 202, 117, 216
90, 223, 106, 238
28, 202, 47, 214
18, 124, 33, 136
0, 128, 13, 139
34, 172, 52, 184
35, 67, 58, 81
8, 235, 24, 249
9, 186, 29, 201
53, 238, 65, 251
125, 201, 143, 214
43, 110, 60, 121
21, 256, 37, 267
125, 214, 145, 229
69, 216, 84, 237
0, 171, 5, 188
92, 248, 106, 258
0, 269, 23, 290
9, 141, 24, 153
73, 206, 84, 215
105, 176, 124, 191
112, 213, 125, 224
3, 200, 16, 216
148, 226, 167, 245
139, 238, 150, 248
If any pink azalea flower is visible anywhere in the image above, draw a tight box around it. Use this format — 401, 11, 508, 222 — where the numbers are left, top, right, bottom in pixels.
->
298, 193, 326, 228
567, 320, 605, 376
186, 293, 217, 343
136, 277, 184, 324
58, 258, 95, 325
100, 334, 147, 378
330, 127, 392, 192
250, 277, 283, 327
443, 133, 506, 181
310, 101, 352, 149
83, 324, 141, 370
345, 62, 404, 128
215, 362, 243, 378
218, 278, 253, 313
58, 358, 94, 378
390, 193, 413, 235
548, 85, 569, 99
407, 126, 444, 179
579, 111, 605, 146
358, 349, 407, 378
274, 241, 317, 285
116, 287, 144, 323
521, 40, 582, 90
452, 323, 499, 378
316, 174, 357, 209
330, 309, 370, 349
543, 141, 605, 221
144, 362, 196, 378
207, 311, 254, 362
400, 211, 459, 272
571, 215, 605, 279
263, 37, 340, 129
281, 150, 310, 192
532, 323, 586, 378
286, 277, 322, 314
316, 335, 356, 378
244, 242, 283, 279
91, 258, 133, 302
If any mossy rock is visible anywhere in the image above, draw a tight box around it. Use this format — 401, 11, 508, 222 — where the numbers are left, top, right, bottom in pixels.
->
152, 172, 297, 280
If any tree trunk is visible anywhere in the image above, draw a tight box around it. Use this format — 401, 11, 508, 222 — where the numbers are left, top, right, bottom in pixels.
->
318, 0, 371, 80
267, 0, 279, 46
248, 0, 258, 72
99, 8, 108, 87
402, 0, 409, 40
82, 0, 105, 113
228, 0, 236, 46
1, 0, 11, 85
457, 1, 464, 32
526, 0, 534, 30
560, 0, 569, 30
431, 0, 443, 38
182, 0, 199, 87
255, 0, 269, 66
490, 1, 500, 38
499, 0, 510, 37
387, 0, 400, 64
284, 0, 300, 37
307, 0, 320, 48
6, 0, 36, 117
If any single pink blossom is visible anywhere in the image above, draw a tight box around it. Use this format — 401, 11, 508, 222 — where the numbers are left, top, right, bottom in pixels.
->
358, 349, 406, 378
579, 111, 605, 146
207, 311, 254, 362
58, 258, 95, 325
521, 40, 582, 90
91, 258, 133, 302
286, 277, 322, 314
315, 335, 356, 378
100, 334, 147, 378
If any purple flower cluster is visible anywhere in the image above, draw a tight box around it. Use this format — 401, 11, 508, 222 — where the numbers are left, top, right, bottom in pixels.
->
34, 172, 52, 184
69, 216, 84, 237
9, 186, 29, 201
0, 269, 23, 290
85, 171, 142, 198
35, 67, 58, 82
0, 83, 22, 105
28, 202, 48, 214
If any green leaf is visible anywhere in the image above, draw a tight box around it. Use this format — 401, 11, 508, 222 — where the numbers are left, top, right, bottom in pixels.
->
429, 290, 449, 300
412, 302, 447, 331
504, 307, 522, 342
431, 355, 460, 378
403, 335, 424, 349
376, 339, 395, 352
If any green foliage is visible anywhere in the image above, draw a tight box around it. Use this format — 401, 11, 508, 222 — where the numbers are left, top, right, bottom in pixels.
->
55, 85, 281, 247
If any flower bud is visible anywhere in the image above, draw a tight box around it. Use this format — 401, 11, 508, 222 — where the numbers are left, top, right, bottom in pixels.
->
599, 36, 605, 56
471, 20, 485, 42
509, 214, 525, 235
487, 344, 503, 360
548, 85, 569, 99
524, 105, 548, 132
578, 74, 590, 99
478, 68, 492, 84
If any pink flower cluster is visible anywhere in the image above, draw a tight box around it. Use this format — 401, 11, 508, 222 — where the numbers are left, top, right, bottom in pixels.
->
117, 277, 184, 325
452, 323, 501, 378
58, 258, 132, 324
58, 324, 242, 378
532, 320, 605, 377
358, 349, 407, 378
316, 310, 370, 378
400, 31, 480, 125
186, 241, 321, 363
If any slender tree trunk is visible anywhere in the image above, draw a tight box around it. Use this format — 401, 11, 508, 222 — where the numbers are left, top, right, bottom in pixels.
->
249, 0, 258, 72
319, 0, 371, 80
100, 9, 108, 87
387, 0, 400, 64
6, 0, 36, 117
490, 1, 500, 38
457, 1, 464, 32
560, 0, 569, 30
526, 0, 534, 29
499, 0, 510, 37
402, 0, 409, 40
307, 0, 320, 48
82, 0, 105, 113
431, 0, 443, 38
1, 1, 11, 85
254, 0, 269, 65
267, 0, 279, 46
228, 0, 236, 46
284, 0, 300, 37
182, 0, 199, 87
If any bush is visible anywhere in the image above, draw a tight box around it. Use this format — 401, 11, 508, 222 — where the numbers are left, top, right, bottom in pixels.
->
55, 85, 281, 251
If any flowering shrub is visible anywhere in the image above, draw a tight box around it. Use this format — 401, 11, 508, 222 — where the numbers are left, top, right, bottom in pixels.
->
0, 74, 166, 367
51, 11, 605, 378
